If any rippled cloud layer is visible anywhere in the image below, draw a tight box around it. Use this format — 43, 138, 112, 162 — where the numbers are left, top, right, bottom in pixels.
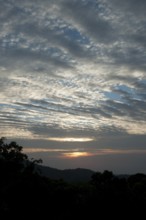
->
0, 0, 146, 165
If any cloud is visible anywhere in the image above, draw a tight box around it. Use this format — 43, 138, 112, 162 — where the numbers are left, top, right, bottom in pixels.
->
0, 0, 146, 159
106, 0, 146, 18
59, 0, 115, 44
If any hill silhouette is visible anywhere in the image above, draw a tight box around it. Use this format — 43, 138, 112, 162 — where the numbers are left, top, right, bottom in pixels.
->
37, 165, 94, 182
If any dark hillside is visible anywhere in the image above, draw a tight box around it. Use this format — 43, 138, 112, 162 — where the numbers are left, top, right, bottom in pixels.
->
37, 165, 94, 182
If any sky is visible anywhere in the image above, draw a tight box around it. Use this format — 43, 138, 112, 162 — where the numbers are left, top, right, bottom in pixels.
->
0, 0, 146, 174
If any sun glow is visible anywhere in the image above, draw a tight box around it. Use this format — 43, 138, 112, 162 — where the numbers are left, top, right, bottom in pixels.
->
63, 151, 92, 158
46, 137, 94, 142
23, 148, 69, 153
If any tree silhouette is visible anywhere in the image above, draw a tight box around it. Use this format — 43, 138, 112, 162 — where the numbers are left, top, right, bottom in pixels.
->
0, 137, 27, 161
0, 137, 43, 217
0, 137, 27, 176
0, 137, 42, 176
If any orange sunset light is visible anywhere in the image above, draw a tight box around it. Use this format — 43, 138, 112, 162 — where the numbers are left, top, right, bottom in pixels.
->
63, 151, 92, 158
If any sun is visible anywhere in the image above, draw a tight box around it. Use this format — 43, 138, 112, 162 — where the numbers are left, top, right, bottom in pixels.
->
63, 151, 91, 158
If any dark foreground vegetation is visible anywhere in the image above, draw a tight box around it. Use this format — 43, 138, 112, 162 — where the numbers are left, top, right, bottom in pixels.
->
0, 137, 146, 218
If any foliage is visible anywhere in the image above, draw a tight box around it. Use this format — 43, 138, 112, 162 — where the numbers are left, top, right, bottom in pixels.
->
0, 137, 42, 175
0, 137, 27, 161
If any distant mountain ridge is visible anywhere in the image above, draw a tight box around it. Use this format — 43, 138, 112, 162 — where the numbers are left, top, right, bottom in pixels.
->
36, 165, 95, 182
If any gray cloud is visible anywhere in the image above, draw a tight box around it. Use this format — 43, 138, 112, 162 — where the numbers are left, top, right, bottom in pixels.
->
0, 0, 97, 74
15, 22, 92, 59
0, 46, 72, 71
103, 97, 146, 121
60, 0, 115, 44
107, 0, 146, 18
108, 45, 146, 72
